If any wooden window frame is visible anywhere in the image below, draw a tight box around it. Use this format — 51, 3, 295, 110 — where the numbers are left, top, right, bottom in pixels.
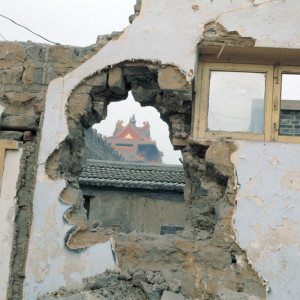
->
273, 65, 300, 144
193, 47, 300, 144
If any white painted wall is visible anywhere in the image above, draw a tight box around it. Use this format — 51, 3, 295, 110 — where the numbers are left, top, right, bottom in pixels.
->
233, 141, 300, 300
0, 147, 23, 300
23, 0, 300, 298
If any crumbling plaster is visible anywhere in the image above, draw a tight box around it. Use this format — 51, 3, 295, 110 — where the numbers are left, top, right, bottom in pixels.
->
0, 147, 23, 300
22, 0, 300, 299
233, 141, 300, 300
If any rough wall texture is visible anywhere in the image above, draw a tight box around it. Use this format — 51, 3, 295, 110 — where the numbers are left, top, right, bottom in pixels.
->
234, 141, 300, 299
2, 0, 300, 299
0, 147, 23, 299
41, 61, 265, 299
48, 61, 192, 246
0, 35, 121, 300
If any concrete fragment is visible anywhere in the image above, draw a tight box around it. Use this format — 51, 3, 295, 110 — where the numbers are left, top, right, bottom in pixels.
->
132, 86, 157, 104
216, 289, 263, 300
88, 273, 119, 290
92, 99, 106, 119
23, 131, 33, 141
141, 282, 161, 300
1, 114, 37, 130
132, 269, 148, 287
68, 93, 92, 122
152, 273, 165, 284
75, 84, 93, 94
0, 131, 23, 140
108, 67, 126, 95
39, 296, 84, 300
161, 290, 185, 300
158, 67, 187, 90
167, 278, 181, 293
119, 270, 132, 281
194, 247, 232, 270
85, 72, 107, 90
215, 200, 234, 220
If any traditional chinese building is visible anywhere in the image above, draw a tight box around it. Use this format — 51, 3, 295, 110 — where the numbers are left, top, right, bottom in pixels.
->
106, 115, 163, 163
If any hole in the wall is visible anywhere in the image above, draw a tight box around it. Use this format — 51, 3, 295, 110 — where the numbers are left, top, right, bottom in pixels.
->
94, 92, 182, 164
46, 60, 267, 298
80, 93, 186, 235
54, 61, 194, 250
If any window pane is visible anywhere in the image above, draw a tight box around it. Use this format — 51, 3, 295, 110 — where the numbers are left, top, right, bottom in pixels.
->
279, 74, 300, 137
207, 71, 266, 134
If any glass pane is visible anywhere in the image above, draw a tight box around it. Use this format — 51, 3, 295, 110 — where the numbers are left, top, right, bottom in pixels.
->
279, 74, 300, 137
207, 71, 266, 134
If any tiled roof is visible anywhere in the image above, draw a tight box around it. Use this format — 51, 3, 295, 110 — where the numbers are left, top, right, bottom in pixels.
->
79, 160, 185, 192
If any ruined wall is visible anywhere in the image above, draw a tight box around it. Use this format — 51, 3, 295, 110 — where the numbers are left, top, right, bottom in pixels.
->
1, 0, 300, 299
0, 35, 121, 300
233, 141, 300, 299
0, 146, 22, 299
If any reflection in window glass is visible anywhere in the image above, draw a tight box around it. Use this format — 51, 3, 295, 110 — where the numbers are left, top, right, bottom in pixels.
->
207, 71, 266, 134
279, 74, 300, 137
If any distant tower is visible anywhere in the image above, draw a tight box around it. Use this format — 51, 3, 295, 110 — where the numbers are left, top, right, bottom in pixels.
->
106, 115, 163, 164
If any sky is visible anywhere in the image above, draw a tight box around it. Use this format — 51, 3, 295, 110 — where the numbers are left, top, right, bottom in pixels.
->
0, 0, 182, 164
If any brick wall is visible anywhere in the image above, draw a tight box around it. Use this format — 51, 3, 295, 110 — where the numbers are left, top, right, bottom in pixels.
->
279, 110, 300, 136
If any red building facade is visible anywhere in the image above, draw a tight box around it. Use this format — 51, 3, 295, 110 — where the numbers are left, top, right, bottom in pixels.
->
106, 115, 163, 164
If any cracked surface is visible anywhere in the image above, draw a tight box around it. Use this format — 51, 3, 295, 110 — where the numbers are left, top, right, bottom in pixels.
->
43, 59, 266, 298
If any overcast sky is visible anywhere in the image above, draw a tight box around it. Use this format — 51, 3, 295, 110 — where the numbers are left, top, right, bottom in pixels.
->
0, 0, 182, 164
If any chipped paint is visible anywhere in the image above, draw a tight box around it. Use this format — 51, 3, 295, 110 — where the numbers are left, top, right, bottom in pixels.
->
0, 148, 23, 300
234, 141, 300, 299
22, 0, 300, 298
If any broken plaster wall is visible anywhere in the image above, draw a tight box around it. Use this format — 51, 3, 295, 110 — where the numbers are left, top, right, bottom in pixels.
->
0, 36, 121, 300
233, 141, 300, 300
0, 144, 23, 300
5, 0, 300, 299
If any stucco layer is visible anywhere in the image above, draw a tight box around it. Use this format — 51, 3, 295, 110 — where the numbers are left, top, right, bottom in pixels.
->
22, 0, 300, 298
234, 141, 300, 300
0, 147, 22, 300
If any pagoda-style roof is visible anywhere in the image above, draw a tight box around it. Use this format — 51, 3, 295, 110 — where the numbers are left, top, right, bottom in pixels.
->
113, 114, 150, 138
106, 115, 163, 164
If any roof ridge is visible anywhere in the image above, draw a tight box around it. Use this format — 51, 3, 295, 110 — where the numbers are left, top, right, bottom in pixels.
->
85, 159, 183, 170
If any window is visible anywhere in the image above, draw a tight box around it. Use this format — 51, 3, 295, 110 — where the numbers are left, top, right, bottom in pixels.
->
193, 46, 300, 143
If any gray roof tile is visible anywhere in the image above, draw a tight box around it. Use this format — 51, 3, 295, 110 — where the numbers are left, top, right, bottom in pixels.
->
79, 160, 185, 192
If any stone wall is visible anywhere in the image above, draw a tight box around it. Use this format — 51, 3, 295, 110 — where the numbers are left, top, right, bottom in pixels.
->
84, 127, 124, 161
0, 34, 120, 300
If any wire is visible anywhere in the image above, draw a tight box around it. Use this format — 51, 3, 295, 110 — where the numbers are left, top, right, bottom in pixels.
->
0, 32, 7, 41
0, 13, 60, 45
